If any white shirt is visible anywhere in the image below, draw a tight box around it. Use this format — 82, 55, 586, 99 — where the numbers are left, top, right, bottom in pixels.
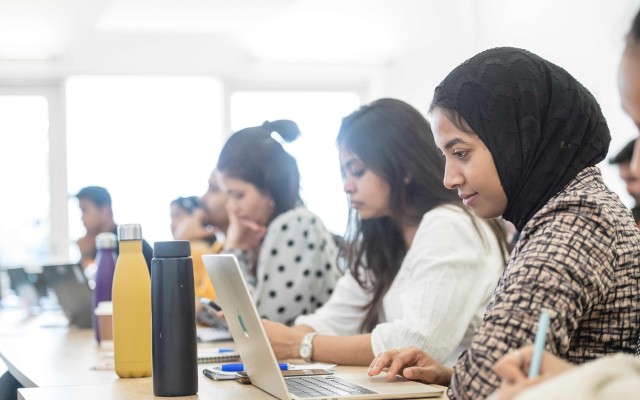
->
294, 205, 506, 365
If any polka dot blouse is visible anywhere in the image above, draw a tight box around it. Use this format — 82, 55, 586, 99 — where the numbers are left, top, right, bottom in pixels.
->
230, 206, 342, 325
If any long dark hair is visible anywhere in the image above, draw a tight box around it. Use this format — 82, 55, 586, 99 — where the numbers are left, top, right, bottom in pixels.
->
337, 98, 508, 333
216, 120, 302, 219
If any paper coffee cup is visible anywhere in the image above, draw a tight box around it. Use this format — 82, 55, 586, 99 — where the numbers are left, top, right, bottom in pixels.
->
95, 301, 113, 342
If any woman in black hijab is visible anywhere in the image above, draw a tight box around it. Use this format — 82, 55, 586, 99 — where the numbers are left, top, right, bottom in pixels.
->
368, 47, 640, 400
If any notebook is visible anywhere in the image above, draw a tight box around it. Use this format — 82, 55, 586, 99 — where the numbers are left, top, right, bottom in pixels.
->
42, 263, 93, 328
197, 348, 240, 364
202, 254, 443, 400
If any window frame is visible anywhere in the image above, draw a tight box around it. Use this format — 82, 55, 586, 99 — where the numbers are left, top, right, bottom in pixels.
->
0, 80, 68, 263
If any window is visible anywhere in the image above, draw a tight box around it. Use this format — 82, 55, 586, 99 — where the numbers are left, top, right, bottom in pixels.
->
230, 91, 360, 235
66, 76, 224, 252
0, 94, 51, 265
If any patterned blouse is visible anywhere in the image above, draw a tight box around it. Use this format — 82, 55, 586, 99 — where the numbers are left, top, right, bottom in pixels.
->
448, 166, 640, 399
230, 206, 342, 326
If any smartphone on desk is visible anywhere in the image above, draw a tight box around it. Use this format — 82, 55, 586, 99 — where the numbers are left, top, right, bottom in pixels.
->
235, 369, 334, 384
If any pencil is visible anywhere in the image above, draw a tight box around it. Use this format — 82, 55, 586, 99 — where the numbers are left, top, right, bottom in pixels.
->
528, 309, 551, 378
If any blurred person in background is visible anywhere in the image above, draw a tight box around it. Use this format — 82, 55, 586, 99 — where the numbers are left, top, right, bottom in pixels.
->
609, 139, 640, 226
74, 186, 153, 270
170, 195, 224, 325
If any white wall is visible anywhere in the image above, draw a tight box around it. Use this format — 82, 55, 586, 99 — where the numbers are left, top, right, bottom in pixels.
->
2, 0, 640, 262
374, 0, 640, 208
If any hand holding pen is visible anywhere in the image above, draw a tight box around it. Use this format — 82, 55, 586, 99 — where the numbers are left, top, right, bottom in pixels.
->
491, 310, 575, 400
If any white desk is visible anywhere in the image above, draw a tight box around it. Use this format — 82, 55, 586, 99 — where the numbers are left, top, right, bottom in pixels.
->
1, 328, 278, 399
0, 308, 69, 337
0, 313, 446, 399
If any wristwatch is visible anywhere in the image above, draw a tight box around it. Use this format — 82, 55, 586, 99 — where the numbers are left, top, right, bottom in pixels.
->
299, 332, 318, 362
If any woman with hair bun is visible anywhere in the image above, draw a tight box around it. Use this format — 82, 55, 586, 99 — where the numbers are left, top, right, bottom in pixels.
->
215, 120, 341, 325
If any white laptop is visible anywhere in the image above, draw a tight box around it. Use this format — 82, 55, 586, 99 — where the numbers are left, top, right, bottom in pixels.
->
203, 254, 443, 400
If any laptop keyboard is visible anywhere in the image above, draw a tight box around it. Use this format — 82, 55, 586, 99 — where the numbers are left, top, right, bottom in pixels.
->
286, 376, 377, 398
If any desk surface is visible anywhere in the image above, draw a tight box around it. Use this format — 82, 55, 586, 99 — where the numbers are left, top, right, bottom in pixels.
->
0, 313, 446, 399
0, 308, 69, 337
18, 371, 447, 400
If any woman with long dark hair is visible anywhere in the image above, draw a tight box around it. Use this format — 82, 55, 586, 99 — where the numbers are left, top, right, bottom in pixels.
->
263, 98, 509, 366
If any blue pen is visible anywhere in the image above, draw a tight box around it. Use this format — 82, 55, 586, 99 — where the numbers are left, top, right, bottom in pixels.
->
220, 363, 288, 372
528, 309, 551, 379
217, 347, 235, 353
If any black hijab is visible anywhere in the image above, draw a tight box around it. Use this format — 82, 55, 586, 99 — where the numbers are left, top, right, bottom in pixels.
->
430, 47, 610, 231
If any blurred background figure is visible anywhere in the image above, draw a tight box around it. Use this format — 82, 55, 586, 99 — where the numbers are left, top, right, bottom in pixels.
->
171, 196, 214, 244
169, 191, 226, 325
173, 170, 229, 246
74, 186, 153, 270
609, 139, 640, 227
75, 186, 116, 269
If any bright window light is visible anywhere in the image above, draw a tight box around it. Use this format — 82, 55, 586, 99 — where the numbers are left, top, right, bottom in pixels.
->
230, 91, 360, 236
0, 96, 50, 265
66, 76, 224, 252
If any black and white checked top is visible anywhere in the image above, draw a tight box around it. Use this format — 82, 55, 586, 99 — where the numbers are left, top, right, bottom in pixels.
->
448, 167, 640, 399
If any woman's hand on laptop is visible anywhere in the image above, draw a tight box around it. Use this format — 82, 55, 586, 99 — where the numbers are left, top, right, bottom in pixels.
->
368, 346, 453, 386
262, 320, 314, 359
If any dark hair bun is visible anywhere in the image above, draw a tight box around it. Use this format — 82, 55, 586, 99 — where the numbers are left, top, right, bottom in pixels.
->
262, 120, 301, 142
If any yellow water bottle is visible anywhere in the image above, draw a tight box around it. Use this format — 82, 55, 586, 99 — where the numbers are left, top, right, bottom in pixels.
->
113, 223, 152, 378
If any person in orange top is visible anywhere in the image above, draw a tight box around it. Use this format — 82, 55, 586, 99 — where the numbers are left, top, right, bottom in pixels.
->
170, 196, 216, 301
170, 180, 229, 326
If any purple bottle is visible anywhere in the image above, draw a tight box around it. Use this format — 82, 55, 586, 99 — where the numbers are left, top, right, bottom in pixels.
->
93, 232, 118, 342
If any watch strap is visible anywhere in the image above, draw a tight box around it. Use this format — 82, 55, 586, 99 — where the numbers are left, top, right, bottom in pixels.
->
300, 332, 318, 362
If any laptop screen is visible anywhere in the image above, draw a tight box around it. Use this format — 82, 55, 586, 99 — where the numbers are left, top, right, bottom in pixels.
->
6, 267, 40, 310
42, 264, 93, 328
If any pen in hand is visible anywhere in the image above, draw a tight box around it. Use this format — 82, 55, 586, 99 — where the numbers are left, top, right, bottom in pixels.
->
528, 309, 551, 379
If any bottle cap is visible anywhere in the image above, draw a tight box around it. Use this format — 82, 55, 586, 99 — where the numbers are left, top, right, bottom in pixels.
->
96, 232, 117, 249
117, 224, 142, 241
153, 241, 191, 258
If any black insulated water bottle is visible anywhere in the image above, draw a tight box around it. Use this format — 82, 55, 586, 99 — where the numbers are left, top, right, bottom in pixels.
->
151, 240, 198, 396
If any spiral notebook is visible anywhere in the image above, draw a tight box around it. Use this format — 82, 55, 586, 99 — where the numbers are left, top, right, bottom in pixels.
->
197, 348, 240, 364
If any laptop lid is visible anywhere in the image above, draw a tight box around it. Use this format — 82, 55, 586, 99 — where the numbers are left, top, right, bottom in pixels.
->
203, 254, 291, 399
203, 254, 443, 400
6, 267, 40, 310
42, 264, 93, 328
